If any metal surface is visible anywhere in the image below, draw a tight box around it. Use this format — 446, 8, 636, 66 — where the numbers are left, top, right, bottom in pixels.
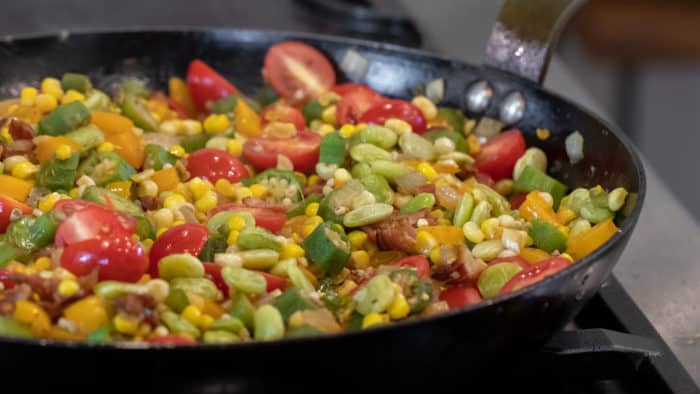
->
465, 79, 493, 113
485, 0, 585, 83
499, 90, 526, 124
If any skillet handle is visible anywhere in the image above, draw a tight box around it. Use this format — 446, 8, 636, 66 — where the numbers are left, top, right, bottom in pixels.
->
484, 0, 585, 84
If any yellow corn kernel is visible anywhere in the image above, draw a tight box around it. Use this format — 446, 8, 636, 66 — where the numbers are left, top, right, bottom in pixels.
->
163, 193, 186, 209
169, 145, 187, 158
560, 253, 574, 262
305, 202, 320, 217
234, 186, 253, 200
33, 256, 53, 271
556, 207, 576, 224
249, 184, 268, 198
38, 192, 61, 212
416, 162, 438, 181
20, 87, 38, 105
11, 161, 38, 179
215, 178, 236, 197
338, 280, 358, 297
301, 224, 317, 238
347, 231, 368, 249
188, 177, 210, 200
411, 95, 437, 120
307, 176, 321, 188
387, 292, 410, 320
200, 314, 214, 330
362, 312, 389, 329
69, 188, 79, 198
0, 126, 12, 143
462, 221, 485, 243
280, 243, 305, 259
114, 314, 140, 335
142, 238, 154, 248
415, 230, 438, 255
97, 141, 114, 152
536, 128, 551, 140
318, 123, 335, 136
467, 134, 481, 154
13, 300, 51, 336
337, 124, 355, 138
226, 139, 243, 157
171, 220, 185, 228
153, 208, 174, 229
181, 305, 202, 327
54, 143, 72, 160
35, 93, 58, 112
384, 118, 412, 135
41, 77, 63, 99
227, 215, 247, 232
137, 180, 158, 198
350, 250, 370, 269
203, 114, 231, 135
61, 89, 85, 104
321, 105, 337, 125
156, 227, 169, 238
57, 279, 80, 297
429, 247, 442, 264
355, 123, 368, 131
480, 218, 500, 240
227, 229, 240, 246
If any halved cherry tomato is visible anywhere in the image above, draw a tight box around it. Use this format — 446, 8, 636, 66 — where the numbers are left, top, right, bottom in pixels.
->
148, 224, 209, 277
210, 204, 286, 234
359, 99, 427, 133
167, 97, 190, 119
0, 194, 32, 233
203, 262, 229, 295
146, 335, 196, 345
332, 83, 366, 96
391, 255, 430, 278
186, 148, 250, 183
439, 286, 482, 309
263, 41, 335, 100
510, 192, 527, 209
260, 103, 305, 131
60, 236, 148, 282
186, 59, 239, 112
475, 129, 526, 181
488, 256, 530, 270
54, 204, 137, 248
498, 257, 570, 295
260, 272, 287, 292
335, 84, 384, 125
243, 130, 321, 173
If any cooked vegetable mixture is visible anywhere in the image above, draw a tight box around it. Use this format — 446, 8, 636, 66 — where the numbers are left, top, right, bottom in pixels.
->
0, 41, 631, 344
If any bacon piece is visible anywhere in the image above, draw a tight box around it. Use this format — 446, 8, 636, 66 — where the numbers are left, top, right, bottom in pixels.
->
363, 209, 437, 253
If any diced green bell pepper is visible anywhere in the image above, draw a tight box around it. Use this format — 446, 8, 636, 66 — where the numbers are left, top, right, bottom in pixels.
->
513, 165, 568, 208
143, 144, 178, 170
37, 152, 80, 192
77, 151, 136, 187
319, 131, 346, 166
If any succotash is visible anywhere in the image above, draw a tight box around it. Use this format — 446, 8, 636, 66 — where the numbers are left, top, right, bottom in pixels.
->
0, 41, 632, 345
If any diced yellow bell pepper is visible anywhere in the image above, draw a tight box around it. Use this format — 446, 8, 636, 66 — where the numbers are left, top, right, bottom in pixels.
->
566, 218, 619, 260
106, 180, 133, 199
106, 128, 145, 169
234, 99, 261, 137
34, 136, 82, 163
0, 175, 33, 202
519, 191, 560, 226
201, 299, 225, 319
62, 295, 109, 334
91, 111, 135, 135
168, 77, 197, 118
519, 247, 550, 264
150, 167, 180, 192
13, 300, 51, 336
416, 225, 464, 247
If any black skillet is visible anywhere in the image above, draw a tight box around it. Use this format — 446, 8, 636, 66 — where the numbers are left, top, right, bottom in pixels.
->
0, 0, 646, 390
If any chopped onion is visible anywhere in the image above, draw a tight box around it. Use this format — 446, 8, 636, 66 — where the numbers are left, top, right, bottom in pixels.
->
426, 78, 445, 103
142, 132, 182, 148
395, 171, 428, 194
340, 49, 369, 81
565, 130, 584, 164
435, 185, 461, 210
474, 117, 504, 138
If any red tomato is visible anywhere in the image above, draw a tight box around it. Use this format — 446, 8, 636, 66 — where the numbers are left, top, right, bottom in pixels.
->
391, 255, 430, 278
439, 286, 483, 309
260, 103, 306, 130
0, 194, 32, 233
243, 130, 321, 173
210, 204, 287, 234
202, 262, 229, 295
510, 192, 527, 209
260, 272, 287, 292
148, 224, 209, 277
186, 148, 250, 184
186, 59, 239, 112
498, 257, 570, 295
332, 83, 366, 96
475, 130, 526, 181
475, 172, 495, 188
167, 97, 190, 119
335, 84, 384, 125
146, 335, 196, 345
0, 269, 16, 289
263, 41, 335, 100
359, 99, 427, 133
60, 236, 148, 282
54, 205, 136, 248
488, 256, 531, 270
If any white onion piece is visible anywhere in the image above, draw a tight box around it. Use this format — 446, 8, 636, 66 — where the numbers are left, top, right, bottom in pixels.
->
565, 130, 584, 164
340, 49, 369, 81
474, 117, 504, 138
426, 78, 445, 103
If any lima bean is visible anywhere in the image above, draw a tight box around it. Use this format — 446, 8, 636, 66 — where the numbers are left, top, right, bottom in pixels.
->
239, 249, 280, 270
369, 160, 413, 181
477, 262, 522, 298
350, 143, 392, 162
452, 193, 475, 227
358, 125, 398, 149
158, 253, 205, 280
343, 203, 394, 227
399, 193, 435, 215
203, 330, 240, 343
170, 277, 222, 300
254, 305, 285, 341
221, 266, 267, 294
353, 274, 395, 315
398, 132, 435, 161
161, 311, 200, 337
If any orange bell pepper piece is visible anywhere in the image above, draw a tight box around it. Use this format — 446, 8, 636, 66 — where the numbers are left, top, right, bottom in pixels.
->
150, 167, 180, 191
417, 225, 464, 246
91, 111, 134, 135
0, 175, 33, 202
234, 99, 261, 136
566, 218, 619, 260
34, 136, 81, 163
63, 296, 109, 334
519, 247, 551, 264
169, 77, 197, 118
13, 300, 52, 337
107, 129, 145, 169
519, 191, 560, 226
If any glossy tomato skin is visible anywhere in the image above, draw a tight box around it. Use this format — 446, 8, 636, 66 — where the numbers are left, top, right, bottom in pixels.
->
359, 99, 427, 133
186, 149, 249, 184
54, 204, 137, 248
475, 130, 526, 181
498, 257, 570, 295
243, 130, 321, 173
263, 41, 335, 100
0, 269, 16, 289
335, 85, 384, 125
439, 286, 483, 309
260, 272, 286, 292
0, 194, 32, 233
186, 59, 238, 112
148, 224, 209, 277
146, 335, 196, 345
60, 236, 149, 282
332, 83, 366, 96
210, 204, 286, 234
260, 103, 305, 131
391, 255, 430, 278
203, 262, 229, 295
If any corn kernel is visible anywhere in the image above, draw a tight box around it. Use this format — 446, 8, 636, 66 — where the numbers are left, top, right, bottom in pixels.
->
215, 178, 236, 197
350, 250, 370, 269
227, 215, 247, 232
20, 87, 38, 105
181, 305, 202, 326
169, 145, 187, 158
362, 312, 389, 329
61, 89, 85, 104
188, 177, 210, 200
226, 139, 243, 157
38, 192, 61, 212
264, 121, 297, 139
320, 105, 336, 125
227, 229, 240, 246
416, 162, 438, 181
302, 224, 317, 238
318, 123, 335, 136
163, 194, 186, 209
138, 180, 159, 198
384, 118, 412, 135
536, 128, 551, 140
429, 247, 442, 264
307, 175, 321, 186
411, 95, 437, 120
142, 238, 154, 248
338, 124, 356, 138
415, 230, 438, 255
0, 126, 12, 144
114, 315, 140, 335
57, 279, 80, 297
249, 183, 268, 198
355, 123, 368, 131
280, 243, 305, 259
462, 222, 485, 243
69, 188, 79, 198
11, 161, 37, 179
234, 186, 252, 200
171, 220, 185, 227
156, 227, 169, 238
41, 77, 63, 99
200, 314, 214, 330
305, 202, 320, 217
480, 218, 500, 240
195, 191, 217, 212
338, 280, 358, 297
388, 292, 410, 319
203, 114, 231, 135
52, 144, 73, 161
33, 257, 52, 271
97, 142, 115, 152
347, 231, 368, 249
35, 93, 58, 112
